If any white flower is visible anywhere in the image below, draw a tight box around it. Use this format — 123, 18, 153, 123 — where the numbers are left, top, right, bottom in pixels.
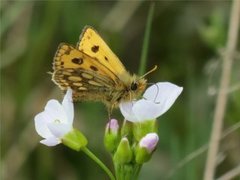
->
34, 88, 74, 146
120, 82, 183, 122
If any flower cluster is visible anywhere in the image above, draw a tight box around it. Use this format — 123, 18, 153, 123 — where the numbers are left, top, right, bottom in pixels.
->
34, 82, 183, 179
104, 82, 183, 178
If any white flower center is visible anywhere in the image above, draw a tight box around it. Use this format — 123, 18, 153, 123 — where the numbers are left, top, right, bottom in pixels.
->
54, 119, 61, 123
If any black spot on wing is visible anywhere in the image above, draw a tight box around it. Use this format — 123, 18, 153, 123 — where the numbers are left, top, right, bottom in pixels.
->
90, 65, 98, 71
72, 58, 83, 65
91, 45, 99, 53
104, 56, 109, 61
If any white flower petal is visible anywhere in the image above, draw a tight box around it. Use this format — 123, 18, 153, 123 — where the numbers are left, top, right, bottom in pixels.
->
143, 82, 183, 115
133, 99, 164, 121
34, 92, 77, 147
144, 82, 183, 102
47, 123, 72, 138
62, 88, 74, 124
40, 137, 60, 146
34, 112, 53, 138
45, 100, 68, 123
119, 82, 183, 122
119, 101, 139, 122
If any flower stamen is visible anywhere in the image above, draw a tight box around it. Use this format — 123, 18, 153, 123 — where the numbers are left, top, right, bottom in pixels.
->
54, 119, 61, 123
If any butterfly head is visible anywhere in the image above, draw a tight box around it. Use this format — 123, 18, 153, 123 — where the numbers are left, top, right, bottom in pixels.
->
132, 65, 158, 91
121, 66, 157, 102
130, 77, 147, 93
121, 75, 147, 102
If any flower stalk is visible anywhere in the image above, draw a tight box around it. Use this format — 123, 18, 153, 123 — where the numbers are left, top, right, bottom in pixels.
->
82, 147, 115, 180
114, 163, 143, 180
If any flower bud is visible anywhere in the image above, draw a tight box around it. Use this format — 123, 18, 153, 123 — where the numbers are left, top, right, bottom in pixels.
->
113, 137, 132, 164
135, 133, 159, 164
107, 119, 119, 134
104, 119, 120, 152
62, 129, 88, 151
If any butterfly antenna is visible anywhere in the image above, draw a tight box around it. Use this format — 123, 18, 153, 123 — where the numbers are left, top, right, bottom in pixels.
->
108, 105, 113, 120
139, 65, 157, 79
147, 82, 155, 86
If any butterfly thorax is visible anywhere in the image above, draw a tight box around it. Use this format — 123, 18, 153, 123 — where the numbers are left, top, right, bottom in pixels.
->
110, 73, 147, 106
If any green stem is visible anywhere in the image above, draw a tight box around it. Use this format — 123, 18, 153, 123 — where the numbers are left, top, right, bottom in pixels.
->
133, 164, 142, 180
114, 163, 142, 180
124, 164, 134, 180
114, 163, 121, 180
138, 2, 155, 75
82, 147, 115, 180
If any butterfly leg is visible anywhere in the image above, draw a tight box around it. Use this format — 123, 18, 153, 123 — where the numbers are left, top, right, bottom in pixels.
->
107, 105, 114, 120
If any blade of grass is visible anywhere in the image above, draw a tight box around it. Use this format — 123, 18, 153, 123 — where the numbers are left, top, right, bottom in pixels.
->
203, 0, 240, 179
101, 1, 142, 32
216, 164, 240, 180
138, 2, 155, 75
166, 121, 240, 179
0, 2, 27, 38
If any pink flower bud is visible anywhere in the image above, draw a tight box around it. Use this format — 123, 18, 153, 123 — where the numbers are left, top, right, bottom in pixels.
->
106, 119, 119, 134
104, 119, 120, 152
139, 133, 159, 153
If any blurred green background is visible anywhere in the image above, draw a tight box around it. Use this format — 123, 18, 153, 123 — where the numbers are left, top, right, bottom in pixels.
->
1, 1, 240, 180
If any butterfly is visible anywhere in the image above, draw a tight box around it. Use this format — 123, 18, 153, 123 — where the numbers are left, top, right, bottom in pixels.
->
52, 26, 156, 114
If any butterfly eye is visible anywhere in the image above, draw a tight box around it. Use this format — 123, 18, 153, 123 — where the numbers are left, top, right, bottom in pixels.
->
130, 82, 138, 91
